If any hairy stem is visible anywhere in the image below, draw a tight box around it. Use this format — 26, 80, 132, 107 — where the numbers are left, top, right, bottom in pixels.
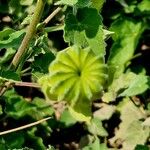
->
11, 0, 46, 69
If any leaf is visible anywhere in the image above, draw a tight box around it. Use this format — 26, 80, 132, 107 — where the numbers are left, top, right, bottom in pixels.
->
76, 0, 91, 8
80, 136, 109, 150
93, 104, 116, 121
4, 90, 54, 119
86, 118, 108, 137
137, 0, 150, 13
55, 0, 78, 6
38, 75, 57, 101
26, 127, 46, 150
122, 120, 149, 150
0, 28, 14, 40
59, 109, 77, 127
55, 0, 91, 7
0, 69, 21, 81
0, 132, 24, 149
85, 27, 106, 56
142, 117, 150, 126
32, 52, 55, 74
64, 8, 105, 56
135, 145, 149, 150
69, 106, 91, 122
108, 17, 145, 78
91, 0, 106, 11
102, 72, 149, 102
119, 74, 149, 97
0, 48, 16, 64
20, 0, 34, 6
103, 29, 114, 40
21, 15, 32, 26
0, 29, 25, 49
45, 46, 107, 120
109, 98, 149, 150
32, 97, 54, 117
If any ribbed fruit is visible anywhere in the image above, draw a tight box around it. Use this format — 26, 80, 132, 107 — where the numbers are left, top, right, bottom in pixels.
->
48, 46, 108, 105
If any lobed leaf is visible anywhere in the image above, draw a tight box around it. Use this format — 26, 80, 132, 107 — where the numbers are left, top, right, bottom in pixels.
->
40, 46, 108, 120
64, 8, 105, 56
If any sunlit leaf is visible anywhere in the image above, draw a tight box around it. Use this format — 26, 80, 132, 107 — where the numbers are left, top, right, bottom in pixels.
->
109, 98, 149, 150
102, 72, 149, 102
86, 118, 108, 137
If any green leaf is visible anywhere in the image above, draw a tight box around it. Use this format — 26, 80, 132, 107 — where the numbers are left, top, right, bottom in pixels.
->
91, 0, 105, 11
0, 29, 25, 49
0, 132, 24, 149
108, 17, 145, 78
64, 8, 105, 56
86, 118, 108, 137
0, 70, 21, 81
76, 0, 91, 8
137, 0, 150, 13
26, 127, 46, 150
32, 52, 55, 74
20, 0, 34, 6
59, 109, 77, 127
45, 46, 107, 121
69, 106, 91, 122
38, 75, 57, 101
55, 0, 91, 7
4, 90, 54, 119
0, 48, 16, 65
102, 72, 149, 102
32, 97, 54, 117
55, 0, 78, 6
135, 145, 149, 150
109, 98, 149, 150
119, 74, 149, 97
85, 27, 106, 56
0, 28, 14, 40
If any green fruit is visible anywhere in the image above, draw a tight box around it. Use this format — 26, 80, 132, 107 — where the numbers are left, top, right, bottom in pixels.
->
48, 46, 108, 105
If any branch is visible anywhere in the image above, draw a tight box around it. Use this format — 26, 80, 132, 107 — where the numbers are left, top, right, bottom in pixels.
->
11, 0, 46, 69
0, 117, 51, 136
14, 81, 40, 88
43, 7, 62, 25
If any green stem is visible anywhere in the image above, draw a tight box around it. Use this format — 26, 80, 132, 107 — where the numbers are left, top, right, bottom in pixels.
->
11, 0, 46, 69
44, 25, 64, 32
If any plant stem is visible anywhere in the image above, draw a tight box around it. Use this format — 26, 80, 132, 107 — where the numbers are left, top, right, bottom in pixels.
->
43, 7, 62, 25
10, 0, 46, 69
0, 117, 51, 136
14, 81, 40, 88
44, 25, 64, 32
